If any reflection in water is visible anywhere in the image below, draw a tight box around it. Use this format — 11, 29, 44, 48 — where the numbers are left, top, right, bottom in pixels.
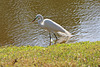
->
0, 0, 100, 47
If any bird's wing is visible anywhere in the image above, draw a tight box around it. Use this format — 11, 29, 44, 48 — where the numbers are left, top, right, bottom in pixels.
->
43, 19, 66, 33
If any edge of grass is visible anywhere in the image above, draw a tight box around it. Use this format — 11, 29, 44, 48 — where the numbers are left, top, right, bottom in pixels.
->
0, 41, 100, 67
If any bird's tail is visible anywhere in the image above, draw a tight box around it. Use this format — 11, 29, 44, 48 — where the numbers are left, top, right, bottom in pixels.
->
57, 30, 72, 43
57, 31, 72, 37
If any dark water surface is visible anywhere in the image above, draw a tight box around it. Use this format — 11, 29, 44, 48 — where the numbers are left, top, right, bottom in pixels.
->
0, 0, 100, 47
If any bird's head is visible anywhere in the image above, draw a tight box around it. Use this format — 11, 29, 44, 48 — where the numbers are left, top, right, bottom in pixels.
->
32, 14, 42, 23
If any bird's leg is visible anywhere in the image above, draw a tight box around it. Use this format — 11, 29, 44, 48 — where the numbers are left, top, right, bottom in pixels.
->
49, 33, 51, 46
53, 33, 58, 44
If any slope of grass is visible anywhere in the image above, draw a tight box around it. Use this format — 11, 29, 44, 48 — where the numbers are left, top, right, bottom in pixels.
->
0, 41, 100, 67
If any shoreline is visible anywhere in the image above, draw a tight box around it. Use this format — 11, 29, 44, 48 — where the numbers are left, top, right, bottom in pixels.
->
0, 41, 100, 67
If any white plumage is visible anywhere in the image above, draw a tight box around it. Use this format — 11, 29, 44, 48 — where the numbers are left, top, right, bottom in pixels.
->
32, 14, 72, 45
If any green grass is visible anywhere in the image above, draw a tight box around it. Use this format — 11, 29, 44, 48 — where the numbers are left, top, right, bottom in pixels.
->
0, 41, 100, 67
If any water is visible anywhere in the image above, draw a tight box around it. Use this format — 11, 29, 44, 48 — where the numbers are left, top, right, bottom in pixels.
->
0, 0, 100, 47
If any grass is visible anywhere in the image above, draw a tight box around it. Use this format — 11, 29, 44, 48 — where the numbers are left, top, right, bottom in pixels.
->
0, 41, 100, 67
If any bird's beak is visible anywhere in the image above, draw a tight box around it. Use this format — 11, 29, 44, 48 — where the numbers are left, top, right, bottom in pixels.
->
32, 17, 37, 23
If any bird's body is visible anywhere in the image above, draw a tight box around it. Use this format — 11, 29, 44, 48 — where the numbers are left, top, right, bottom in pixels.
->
32, 14, 72, 45
41, 19, 64, 32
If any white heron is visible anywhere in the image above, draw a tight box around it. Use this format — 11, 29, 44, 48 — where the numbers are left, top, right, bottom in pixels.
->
32, 14, 72, 46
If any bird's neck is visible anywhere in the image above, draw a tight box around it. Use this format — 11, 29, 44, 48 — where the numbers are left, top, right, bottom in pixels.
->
38, 16, 43, 22
38, 16, 44, 28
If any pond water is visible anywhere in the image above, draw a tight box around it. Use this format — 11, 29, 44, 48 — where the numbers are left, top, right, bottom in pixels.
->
0, 0, 100, 47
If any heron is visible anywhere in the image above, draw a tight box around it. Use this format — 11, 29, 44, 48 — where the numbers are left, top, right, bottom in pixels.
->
32, 14, 72, 46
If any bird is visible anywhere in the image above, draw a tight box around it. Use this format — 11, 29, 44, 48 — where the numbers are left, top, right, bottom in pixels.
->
32, 14, 72, 46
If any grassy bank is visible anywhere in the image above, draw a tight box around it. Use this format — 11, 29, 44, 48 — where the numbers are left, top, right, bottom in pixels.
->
0, 41, 100, 67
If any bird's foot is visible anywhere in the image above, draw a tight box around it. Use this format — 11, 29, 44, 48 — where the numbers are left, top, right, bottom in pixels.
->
49, 42, 51, 46
54, 39, 59, 44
